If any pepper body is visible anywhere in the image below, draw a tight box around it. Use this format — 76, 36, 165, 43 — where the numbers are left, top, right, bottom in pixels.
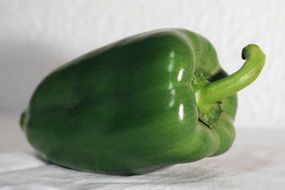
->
20, 29, 265, 175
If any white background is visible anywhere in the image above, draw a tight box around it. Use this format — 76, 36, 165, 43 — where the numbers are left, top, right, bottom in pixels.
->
0, 0, 284, 128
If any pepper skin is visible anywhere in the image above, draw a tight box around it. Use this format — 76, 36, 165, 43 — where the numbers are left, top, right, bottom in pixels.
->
20, 29, 265, 175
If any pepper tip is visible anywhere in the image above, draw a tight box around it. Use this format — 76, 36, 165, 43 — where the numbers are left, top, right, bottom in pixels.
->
241, 44, 265, 61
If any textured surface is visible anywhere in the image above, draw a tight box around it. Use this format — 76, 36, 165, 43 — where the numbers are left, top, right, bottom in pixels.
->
1, 129, 285, 189
1, 114, 285, 189
0, 0, 284, 128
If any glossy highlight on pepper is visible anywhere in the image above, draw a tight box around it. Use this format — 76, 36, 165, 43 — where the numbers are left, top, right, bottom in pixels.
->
20, 29, 265, 175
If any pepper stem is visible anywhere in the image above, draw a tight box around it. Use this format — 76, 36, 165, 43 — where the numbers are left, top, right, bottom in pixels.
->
196, 44, 265, 108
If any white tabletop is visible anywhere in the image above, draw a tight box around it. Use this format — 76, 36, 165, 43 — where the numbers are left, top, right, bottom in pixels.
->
1, 113, 285, 189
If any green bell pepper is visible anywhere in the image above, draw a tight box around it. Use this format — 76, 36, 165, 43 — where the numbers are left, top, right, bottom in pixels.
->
20, 29, 265, 175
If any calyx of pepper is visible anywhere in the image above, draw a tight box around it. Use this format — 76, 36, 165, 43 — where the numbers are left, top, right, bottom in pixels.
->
193, 44, 265, 128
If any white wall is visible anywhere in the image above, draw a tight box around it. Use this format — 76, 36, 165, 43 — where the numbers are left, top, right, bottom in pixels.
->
0, 0, 283, 128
